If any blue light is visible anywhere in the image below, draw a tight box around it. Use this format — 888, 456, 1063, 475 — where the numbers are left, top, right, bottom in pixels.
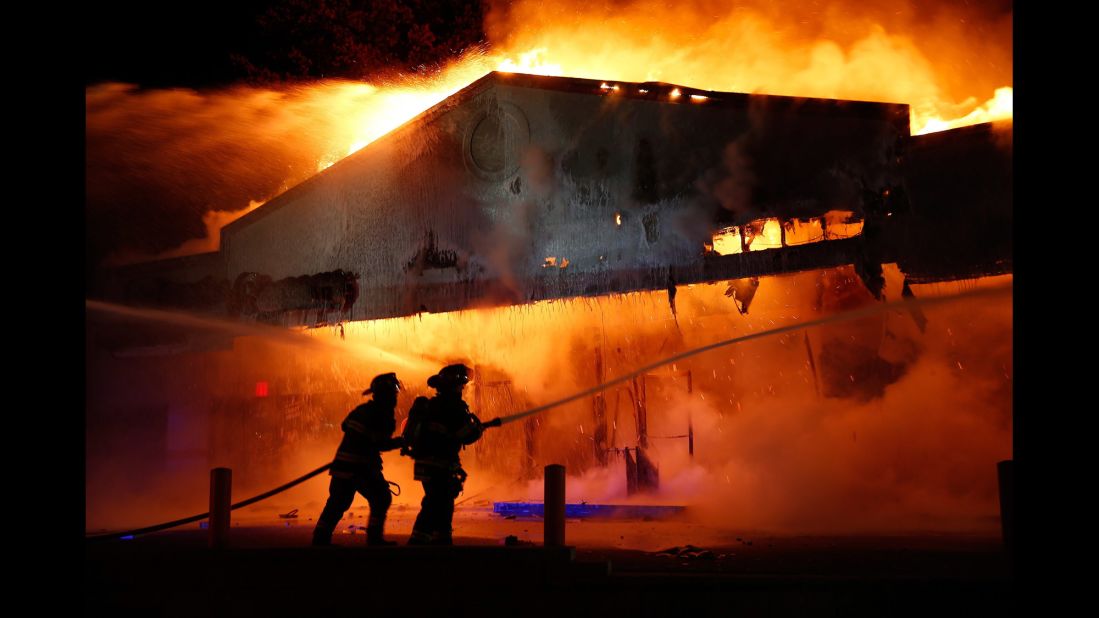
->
121, 535, 134, 540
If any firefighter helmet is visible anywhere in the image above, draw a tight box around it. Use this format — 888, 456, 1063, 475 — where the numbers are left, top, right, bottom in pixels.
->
427, 364, 472, 389
363, 372, 402, 396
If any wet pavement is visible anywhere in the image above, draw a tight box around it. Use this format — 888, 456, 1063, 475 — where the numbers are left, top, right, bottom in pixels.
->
87, 513, 1012, 616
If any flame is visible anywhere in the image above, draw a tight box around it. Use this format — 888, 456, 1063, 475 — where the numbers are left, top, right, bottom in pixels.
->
304, 0, 1012, 171
822, 210, 865, 240
89, 0, 1011, 263
89, 262, 1012, 535
103, 200, 266, 266
495, 47, 562, 76
93, 266, 1009, 535
711, 212, 860, 256
912, 87, 1013, 135
305, 0, 1014, 171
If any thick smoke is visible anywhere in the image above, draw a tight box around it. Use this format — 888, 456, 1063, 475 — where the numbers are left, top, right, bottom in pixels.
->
86, 0, 1013, 538
485, 0, 1012, 117
87, 267, 1011, 538
86, 54, 496, 268
86, 0, 1011, 267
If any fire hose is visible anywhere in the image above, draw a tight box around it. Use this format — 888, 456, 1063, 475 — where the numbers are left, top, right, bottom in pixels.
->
85, 282, 1009, 541
86, 463, 334, 542
493, 282, 1010, 426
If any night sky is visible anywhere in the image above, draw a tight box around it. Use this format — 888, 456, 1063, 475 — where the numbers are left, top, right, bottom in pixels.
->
84, 0, 1018, 278
85, 1, 488, 88
85, 1, 491, 282
87, 2, 270, 88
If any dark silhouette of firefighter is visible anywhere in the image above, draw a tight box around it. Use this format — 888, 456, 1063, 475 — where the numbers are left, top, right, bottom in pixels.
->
401, 364, 501, 545
312, 373, 405, 546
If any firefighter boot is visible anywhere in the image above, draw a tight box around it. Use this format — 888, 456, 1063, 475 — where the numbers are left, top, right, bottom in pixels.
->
366, 517, 396, 546
407, 527, 435, 545
312, 529, 334, 547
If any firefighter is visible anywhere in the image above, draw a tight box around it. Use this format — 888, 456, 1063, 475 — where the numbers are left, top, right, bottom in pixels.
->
312, 373, 405, 547
401, 364, 489, 545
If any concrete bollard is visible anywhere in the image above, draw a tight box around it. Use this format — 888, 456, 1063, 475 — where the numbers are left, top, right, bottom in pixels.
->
544, 464, 566, 547
209, 467, 232, 549
997, 460, 1013, 555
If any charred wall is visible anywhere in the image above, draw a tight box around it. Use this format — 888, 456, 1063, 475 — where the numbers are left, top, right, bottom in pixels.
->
213, 72, 907, 320
897, 122, 1013, 282
92, 75, 1011, 326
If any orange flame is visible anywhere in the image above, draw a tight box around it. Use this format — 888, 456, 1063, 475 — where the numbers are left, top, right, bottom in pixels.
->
91, 1, 1011, 262
308, 1, 1011, 173
711, 212, 863, 256
484, 0, 1012, 137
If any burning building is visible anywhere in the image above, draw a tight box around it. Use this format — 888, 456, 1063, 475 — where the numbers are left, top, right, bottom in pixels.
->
86, 72, 1012, 538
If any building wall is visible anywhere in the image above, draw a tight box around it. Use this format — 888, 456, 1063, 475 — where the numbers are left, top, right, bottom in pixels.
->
218, 74, 908, 319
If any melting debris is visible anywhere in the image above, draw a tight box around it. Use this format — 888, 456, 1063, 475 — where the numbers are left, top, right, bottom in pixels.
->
724, 277, 759, 314
278, 509, 299, 519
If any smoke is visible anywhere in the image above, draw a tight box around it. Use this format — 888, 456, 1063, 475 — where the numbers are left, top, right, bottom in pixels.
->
87, 263, 1010, 536
102, 200, 266, 266
492, 273, 1011, 536
85, 1, 1012, 536
485, 0, 1012, 111
86, 53, 497, 269
87, 82, 326, 262
464, 147, 555, 301
86, 0, 1010, 268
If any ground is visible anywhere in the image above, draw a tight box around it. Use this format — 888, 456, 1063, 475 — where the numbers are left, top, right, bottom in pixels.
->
86, 507, 1012, 616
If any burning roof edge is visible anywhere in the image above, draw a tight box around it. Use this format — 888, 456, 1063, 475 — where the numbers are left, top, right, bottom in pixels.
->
221, 71, 911, 241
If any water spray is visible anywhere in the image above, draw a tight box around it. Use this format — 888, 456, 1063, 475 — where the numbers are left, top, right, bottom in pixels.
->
85, 282, 1010, 538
